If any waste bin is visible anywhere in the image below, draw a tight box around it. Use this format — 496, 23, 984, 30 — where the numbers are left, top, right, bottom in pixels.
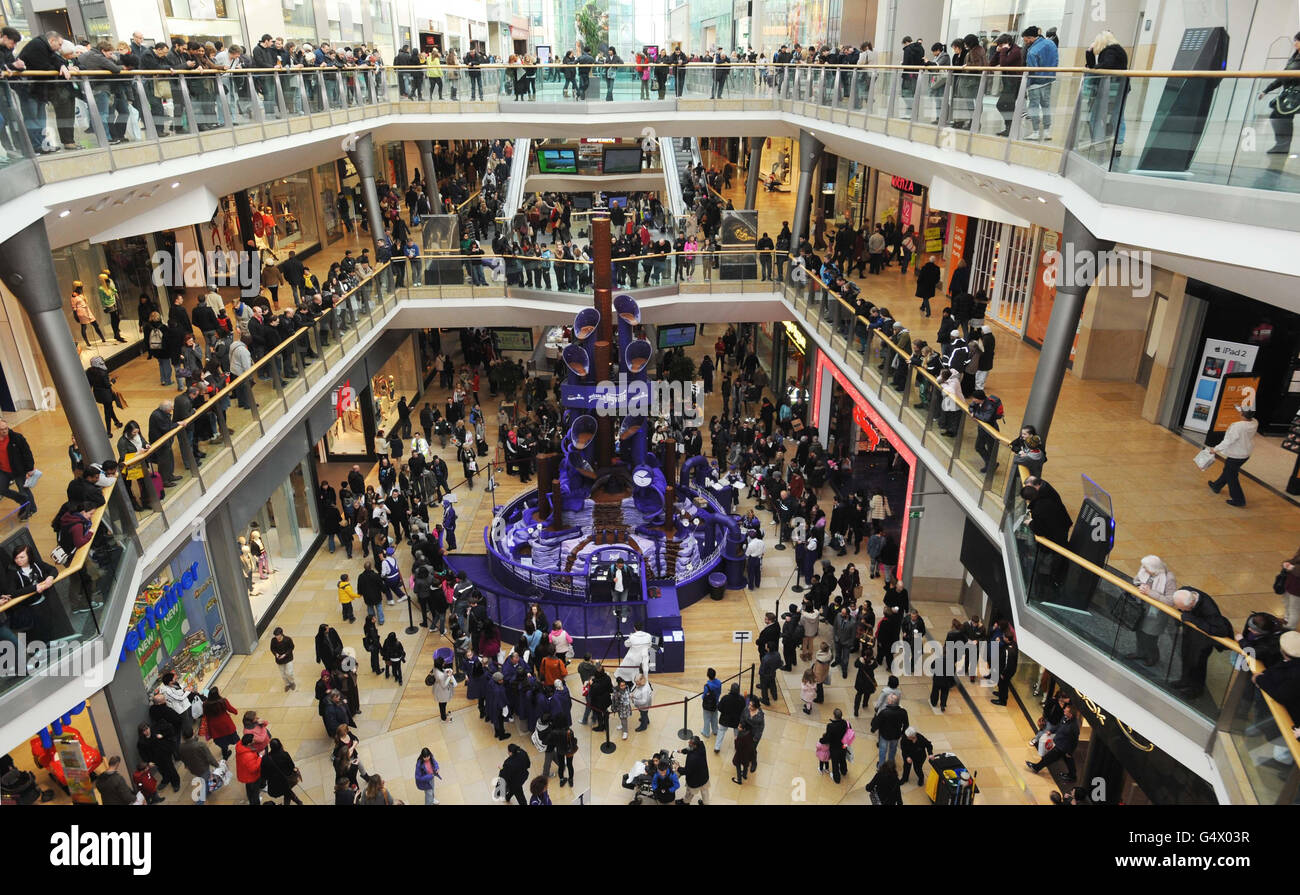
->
708, 573, 728, 601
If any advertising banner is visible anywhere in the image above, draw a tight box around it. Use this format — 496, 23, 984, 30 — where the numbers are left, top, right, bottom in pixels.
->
1183, 339, 1258, 433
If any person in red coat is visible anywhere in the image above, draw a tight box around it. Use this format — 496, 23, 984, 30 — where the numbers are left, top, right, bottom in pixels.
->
202, 688, 239, 759
235, 733, 264, 805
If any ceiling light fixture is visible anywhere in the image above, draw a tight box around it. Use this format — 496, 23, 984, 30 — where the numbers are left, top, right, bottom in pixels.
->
58, 210, 70, 218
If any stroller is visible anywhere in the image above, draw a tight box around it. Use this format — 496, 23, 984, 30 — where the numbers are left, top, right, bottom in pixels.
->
622, 749, 679, 804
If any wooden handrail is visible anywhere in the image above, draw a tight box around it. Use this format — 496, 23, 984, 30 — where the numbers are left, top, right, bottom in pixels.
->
1013, 467, 1300, 767
123, 261, 395, 469
0, 481, 116, 612
803, 270, 1012, 446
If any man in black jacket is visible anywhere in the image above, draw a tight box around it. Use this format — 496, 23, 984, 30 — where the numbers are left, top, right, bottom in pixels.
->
0, 419, 37, 520
1021, 476, 1071, 545
148, 400, 180, 486
66, 463, 107, 510
250, 34, 280, 115
870, 692, 909, 769
821, 708, 850, 782
357, 560, 385, 627
137, 720, 181, 793
1026, 703, 1079, 780
678, 735, 710, 804
1171, 587, 1233, 698
900, 725, 934, 785
17, 30, 75, 151
500, 743, 530, 805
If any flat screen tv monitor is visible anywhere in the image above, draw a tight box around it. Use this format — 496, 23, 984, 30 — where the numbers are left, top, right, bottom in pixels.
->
656, 324, 697, 349
572, 195, 594, 211
537, 148, 577, 173
606, 195, 629, 210
493, 328, 535, 352
602, 146, 644, 174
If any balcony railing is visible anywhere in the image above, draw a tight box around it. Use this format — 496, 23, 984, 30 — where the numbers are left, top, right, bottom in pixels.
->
781, 267, 1300, 804
117, 248, 782, 541
4, 63, 1297, 198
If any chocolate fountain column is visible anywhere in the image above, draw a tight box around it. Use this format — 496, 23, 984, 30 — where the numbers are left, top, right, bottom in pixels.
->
661, 437, 678, 533
536, 452, 558, 522
592, 215, 615, 472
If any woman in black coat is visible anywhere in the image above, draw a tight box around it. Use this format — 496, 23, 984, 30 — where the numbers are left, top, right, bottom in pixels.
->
315, 623, 344, 672
865, 760, 904, 804
259, 738, 303, 805
381, 631, 407, 684
86, 356, 123, 431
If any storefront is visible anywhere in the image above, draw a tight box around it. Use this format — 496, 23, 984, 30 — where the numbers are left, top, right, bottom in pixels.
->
51, 237, 165, 368
814, 352, 917, 571
3, 692, 121, 805
324, 333, 424, 458
212, 172, 322, 262
317, 161, 346, 245
125, 538, 232, 696
1054, 680, 1217, 805
234, 457, 319, 626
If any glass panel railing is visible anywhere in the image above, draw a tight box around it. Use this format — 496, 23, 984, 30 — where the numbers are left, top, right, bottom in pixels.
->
21, 65, 1297, 202
122, 261, 398, 531
1006, 478, 1299, 759
1222, 670, 1300, 804
0, 483, 136, 701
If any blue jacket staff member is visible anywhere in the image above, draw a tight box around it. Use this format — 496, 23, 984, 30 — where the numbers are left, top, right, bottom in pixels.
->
745, 530, 766, 590
1207, 406, 1258, 507
1021, 26, 1058, 140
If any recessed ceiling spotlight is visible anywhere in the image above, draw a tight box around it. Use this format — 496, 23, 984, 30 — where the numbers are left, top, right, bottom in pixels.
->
171, 182, 180, 188
58, 210, 70, 217
1037, 196, 1047, 203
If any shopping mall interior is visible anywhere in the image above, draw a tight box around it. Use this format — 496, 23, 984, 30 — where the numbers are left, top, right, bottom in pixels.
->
0, 0, 1297, 827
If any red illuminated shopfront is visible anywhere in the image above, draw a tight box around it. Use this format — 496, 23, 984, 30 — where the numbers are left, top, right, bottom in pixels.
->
814, 353, 917, 570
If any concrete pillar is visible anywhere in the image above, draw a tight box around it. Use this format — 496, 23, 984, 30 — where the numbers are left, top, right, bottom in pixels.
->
0, 220, 114, 467
789, 130, 824, 253
416, 139, 442, 206
1022, 210, 1114, 441
345, 132, 389, 252
233, 190, 257, 248
744, 135, 765, 209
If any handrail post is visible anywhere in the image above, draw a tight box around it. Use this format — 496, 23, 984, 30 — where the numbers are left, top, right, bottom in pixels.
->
678, 693, 693, 740
600, 712, 616, 754
176, 73, 199, 136
1006, 72, 1030, 160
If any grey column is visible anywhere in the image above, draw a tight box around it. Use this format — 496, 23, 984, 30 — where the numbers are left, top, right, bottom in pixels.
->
0, 220, 114, 466
345, 132, 389, 252
900, 465, 926, 585
204, 503, 258, 654
1022, 209, 1114, 441
744, 135, 765, 209
416, 139, 442, 206
789, 130, 824, 252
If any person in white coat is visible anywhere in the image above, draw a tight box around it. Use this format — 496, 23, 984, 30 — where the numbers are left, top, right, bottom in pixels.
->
1129, 555, 1177, 667
1208, 407, 1258, 507
430, 656, 456, 722
617, 622, 654, 688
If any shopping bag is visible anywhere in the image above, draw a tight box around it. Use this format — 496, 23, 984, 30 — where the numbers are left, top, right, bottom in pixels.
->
1193, 447, 1216, 471
23, 469, 41, 489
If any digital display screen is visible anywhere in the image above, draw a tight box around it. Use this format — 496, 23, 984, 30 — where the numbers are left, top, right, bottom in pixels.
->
572, 195, 593, 210
537, 149, 577, 173
602, 146, 644, 174
494, 328, 535, 352
656, 324, 696, 349
607, 195, 628, 210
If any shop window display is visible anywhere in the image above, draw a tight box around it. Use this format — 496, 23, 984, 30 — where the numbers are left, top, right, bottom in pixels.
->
52, 240, 154, 368
238, 459, 319, 624
129, 539, 230, 694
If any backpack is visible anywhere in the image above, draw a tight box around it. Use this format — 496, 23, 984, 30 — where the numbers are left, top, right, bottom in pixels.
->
979, 395, 1005, 422
148, 327, 164, 351
701, 685, 718, 712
